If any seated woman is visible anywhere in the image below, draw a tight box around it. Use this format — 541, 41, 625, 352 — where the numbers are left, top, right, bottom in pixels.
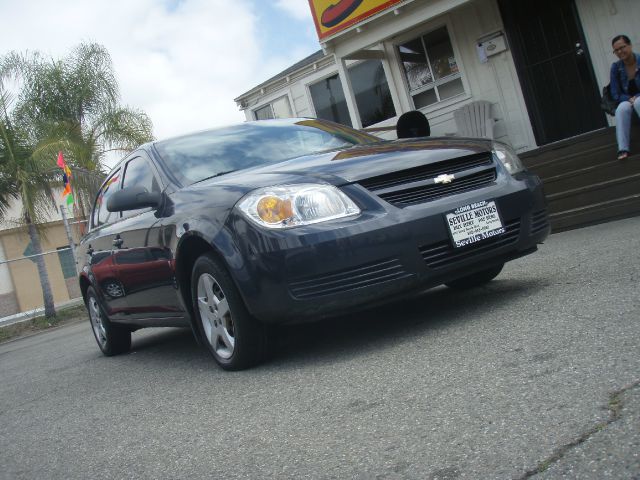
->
610, 34, 640, 160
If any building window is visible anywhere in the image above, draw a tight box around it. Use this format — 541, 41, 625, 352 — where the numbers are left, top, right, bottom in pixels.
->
348, 60, 396, 127
309, 74, 352, 127
254, 95, 293, 120
398, 25, 464, 109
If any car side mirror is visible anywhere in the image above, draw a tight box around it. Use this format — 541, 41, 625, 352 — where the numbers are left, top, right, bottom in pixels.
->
107, 186, 162, 212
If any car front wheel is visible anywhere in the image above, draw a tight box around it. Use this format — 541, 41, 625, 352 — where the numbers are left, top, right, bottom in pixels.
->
86, 286, 131, 356
445, 263, 504, 290
191, 253, 268, 370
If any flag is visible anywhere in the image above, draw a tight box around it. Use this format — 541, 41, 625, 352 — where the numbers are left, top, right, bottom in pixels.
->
57, 151, 74, 206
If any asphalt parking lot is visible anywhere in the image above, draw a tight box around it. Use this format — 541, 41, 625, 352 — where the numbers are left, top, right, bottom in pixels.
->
1, 217, 639, 479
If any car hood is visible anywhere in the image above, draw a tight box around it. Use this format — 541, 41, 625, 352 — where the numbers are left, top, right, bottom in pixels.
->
167, 137, 494, 228
204, 137, 493, 190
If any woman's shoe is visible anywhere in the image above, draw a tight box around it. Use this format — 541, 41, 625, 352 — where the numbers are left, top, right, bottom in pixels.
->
617, 150, 629, 160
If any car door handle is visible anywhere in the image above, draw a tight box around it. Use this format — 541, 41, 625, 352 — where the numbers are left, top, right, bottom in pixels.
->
113, 236, 124, 248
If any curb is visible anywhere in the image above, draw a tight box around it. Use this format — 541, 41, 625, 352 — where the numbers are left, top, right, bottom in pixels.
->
0, 298, 84, 328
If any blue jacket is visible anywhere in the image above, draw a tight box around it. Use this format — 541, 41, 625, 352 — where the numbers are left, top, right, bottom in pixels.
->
610, 53, 640, 102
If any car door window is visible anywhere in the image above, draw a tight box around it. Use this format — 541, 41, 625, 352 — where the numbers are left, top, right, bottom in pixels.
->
114, 249, 149, 265
93, 169, 121, 228
150, 247, 172, 261
121, 155, 161, 219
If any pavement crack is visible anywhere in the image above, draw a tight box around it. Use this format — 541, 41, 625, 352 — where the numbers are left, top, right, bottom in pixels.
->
516, 379, 640, 479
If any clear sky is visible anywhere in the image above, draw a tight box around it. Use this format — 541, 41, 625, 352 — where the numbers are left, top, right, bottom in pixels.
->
0, 0, 321, 142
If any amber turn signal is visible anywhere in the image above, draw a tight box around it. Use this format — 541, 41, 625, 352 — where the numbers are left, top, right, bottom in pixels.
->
256, 196, 293, 224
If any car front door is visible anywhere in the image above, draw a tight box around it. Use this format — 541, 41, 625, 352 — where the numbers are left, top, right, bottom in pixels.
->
112, 152, 185, 321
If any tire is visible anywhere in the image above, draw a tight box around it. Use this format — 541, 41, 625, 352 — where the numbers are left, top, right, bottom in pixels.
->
445, 263, 504, 290
86, 286, 131, 356
191, 253, 268, 370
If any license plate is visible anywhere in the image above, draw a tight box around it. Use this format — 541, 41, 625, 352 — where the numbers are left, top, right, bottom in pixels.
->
445, 200, 505, 248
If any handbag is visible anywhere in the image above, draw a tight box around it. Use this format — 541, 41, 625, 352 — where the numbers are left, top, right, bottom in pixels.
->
600, 84, 618, 116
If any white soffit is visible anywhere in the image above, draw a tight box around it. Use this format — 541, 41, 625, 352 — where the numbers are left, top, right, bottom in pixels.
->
343, 49, 386, 60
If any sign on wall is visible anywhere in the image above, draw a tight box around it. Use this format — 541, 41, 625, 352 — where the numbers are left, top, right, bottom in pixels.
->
309, 0, 404, 40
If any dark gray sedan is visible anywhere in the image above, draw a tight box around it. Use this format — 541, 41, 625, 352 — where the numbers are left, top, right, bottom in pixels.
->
78, 118, 549, 370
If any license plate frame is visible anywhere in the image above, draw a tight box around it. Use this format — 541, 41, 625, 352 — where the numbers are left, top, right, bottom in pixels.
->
445, 200, 505, 248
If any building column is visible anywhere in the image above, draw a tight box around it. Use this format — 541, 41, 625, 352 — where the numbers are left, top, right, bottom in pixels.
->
336, 56, 362, 129
382, 40, 411, 114
379, 44, 403, 118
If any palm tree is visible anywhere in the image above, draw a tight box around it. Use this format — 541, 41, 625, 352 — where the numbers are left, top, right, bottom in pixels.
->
5, 42, 153, 215
0, 89, 58, 317
0, 42, 154, 317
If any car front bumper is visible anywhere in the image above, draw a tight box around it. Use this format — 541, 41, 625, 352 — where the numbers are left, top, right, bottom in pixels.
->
228, 173, 550, 324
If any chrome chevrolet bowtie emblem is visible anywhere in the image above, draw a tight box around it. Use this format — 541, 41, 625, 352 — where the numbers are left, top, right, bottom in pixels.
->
434, 173, 455, 184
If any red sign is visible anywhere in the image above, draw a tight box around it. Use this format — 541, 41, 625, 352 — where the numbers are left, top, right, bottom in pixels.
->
309, 0, 404, 40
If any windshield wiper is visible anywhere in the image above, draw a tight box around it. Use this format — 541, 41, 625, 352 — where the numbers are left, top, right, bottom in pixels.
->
194, 169, 238, 184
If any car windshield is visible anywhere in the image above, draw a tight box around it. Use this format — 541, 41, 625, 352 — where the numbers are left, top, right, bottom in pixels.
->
153, 119, 379, 185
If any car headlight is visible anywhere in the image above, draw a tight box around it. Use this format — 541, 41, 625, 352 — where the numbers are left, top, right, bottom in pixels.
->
492, 142, 525, 175
237, 184, 361, 229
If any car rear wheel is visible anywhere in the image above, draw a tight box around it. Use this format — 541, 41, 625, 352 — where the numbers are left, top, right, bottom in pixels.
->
191, 253, 268, 370
445, 263, 504, 290
103, 280, 125, 298
86, 286, 131, 356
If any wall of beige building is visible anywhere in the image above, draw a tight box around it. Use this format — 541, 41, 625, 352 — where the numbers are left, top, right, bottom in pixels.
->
0, 190, 83, 316
0, 221, 82, 315
0, 240, 18, 317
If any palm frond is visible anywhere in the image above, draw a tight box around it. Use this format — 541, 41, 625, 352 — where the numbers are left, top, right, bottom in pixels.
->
1, 41, 153, 227
93, 106, 154, 156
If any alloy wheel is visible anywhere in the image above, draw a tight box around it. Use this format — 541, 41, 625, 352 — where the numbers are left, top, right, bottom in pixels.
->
104, 281, 124, 298
89, 296, 107, 348
197, 273, 235, 359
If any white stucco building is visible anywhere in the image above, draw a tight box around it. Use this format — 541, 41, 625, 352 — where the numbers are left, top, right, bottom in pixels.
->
235, 0, 640, 152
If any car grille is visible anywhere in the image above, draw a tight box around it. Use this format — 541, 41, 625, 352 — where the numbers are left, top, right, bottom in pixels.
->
531, 209, 549, 235
288, 258, 412, 299
358, 152, 496, 207
419, 218, 521, 269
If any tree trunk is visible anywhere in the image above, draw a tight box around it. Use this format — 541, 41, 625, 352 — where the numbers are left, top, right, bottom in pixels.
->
27, 222, 56, 318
